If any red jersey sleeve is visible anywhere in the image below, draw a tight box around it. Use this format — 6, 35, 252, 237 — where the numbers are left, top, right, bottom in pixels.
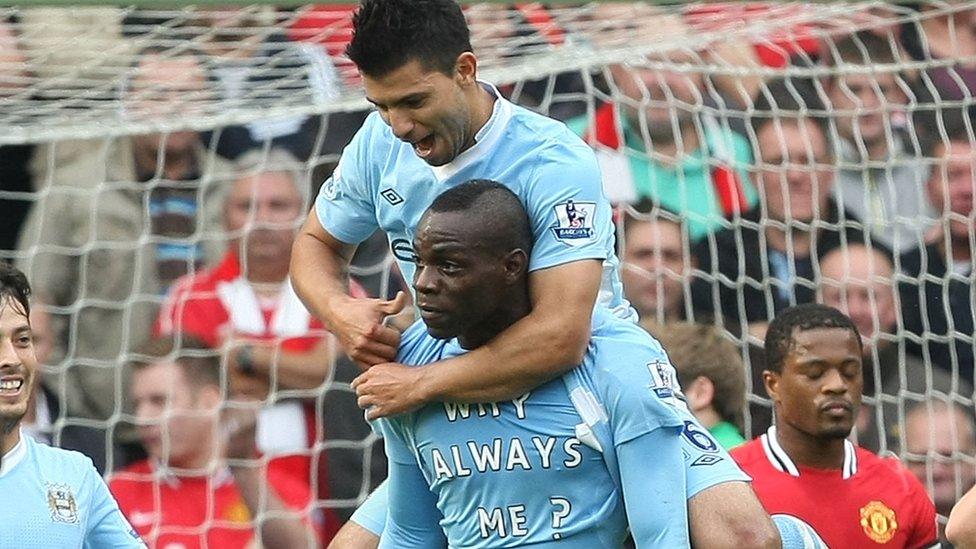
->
903, 471, 939, 549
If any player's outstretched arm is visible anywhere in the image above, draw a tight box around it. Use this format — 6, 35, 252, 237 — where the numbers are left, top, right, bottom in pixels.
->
948, 485, 976, 548
291, 213, 405, 367
329, 521, 380, 549
354, 260, 600, 417
688, 481, 779, 549
616, 426, 692, 546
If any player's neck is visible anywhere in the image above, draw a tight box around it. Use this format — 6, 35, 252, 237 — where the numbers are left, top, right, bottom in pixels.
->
458, 293, 530, 350
461, 84, 497, 153
775, 421, 847, 470
0, 422, 22, 459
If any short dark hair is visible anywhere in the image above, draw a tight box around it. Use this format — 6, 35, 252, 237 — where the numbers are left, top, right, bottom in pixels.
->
128, 334, 221, 390
750, 77, 831, 152
346, 0, 473, 77
623, 198, 684, 237
764, 304, 861, 373
427, 179, 533, 255
0, 261, 31, 318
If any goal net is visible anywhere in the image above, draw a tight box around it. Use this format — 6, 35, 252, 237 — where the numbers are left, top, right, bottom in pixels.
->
3, 0, 975, 540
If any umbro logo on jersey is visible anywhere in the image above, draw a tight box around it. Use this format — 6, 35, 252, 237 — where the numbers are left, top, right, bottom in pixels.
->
381, 188, 404, 205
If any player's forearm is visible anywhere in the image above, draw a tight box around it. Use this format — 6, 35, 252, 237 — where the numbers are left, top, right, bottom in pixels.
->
419, 311, 590, 403
253, 340, 335, 390
947, 485, 976, 548
230, 464, 317, 548
290, 228, 354, 329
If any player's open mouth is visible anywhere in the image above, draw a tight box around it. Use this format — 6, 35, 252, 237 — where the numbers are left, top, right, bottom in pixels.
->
0, 378, 25, 397
413, 135, 435, 159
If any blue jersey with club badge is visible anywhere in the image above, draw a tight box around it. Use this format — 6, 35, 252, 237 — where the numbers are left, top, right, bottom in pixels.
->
314, 82, 634, 321
0, 434, 144, 548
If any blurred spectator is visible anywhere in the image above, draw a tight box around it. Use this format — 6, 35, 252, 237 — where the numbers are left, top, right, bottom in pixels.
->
109, 335, 320, 548
819, 243, 963, 452
903, 400, 976, 524
647, 321, 746, 449
731, 304, 938, 548
567, 13, 756, 234
900, 4, 976, 121
0, 18, 33, 252
691, 78, 862, 340
900, 118, 976, 386
620, 204, 691, 322
193, 7, 341, 160
16, 46, 231, 456
156, 149, 339, 499
824, 31, 933, 254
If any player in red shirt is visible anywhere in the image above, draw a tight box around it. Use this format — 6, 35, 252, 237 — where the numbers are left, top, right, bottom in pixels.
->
732, 303, 938, 549
109, 335, 321, 548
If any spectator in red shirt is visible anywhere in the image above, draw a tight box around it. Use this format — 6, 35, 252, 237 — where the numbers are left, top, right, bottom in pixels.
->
732, 303, 938, 549
156, 148, 354, 534
109, 335, 320, 548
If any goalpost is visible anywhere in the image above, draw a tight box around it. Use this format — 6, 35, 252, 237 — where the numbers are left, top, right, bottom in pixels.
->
3, 0, 975, 537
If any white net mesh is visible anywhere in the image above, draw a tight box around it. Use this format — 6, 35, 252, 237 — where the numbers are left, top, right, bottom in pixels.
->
4, 0, 976, 540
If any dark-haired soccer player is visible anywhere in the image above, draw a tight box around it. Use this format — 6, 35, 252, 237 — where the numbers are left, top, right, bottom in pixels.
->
731, 304, 938, 548
0, 262, 144, 547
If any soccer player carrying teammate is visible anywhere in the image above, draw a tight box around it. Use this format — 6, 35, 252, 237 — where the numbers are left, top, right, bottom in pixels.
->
731, 304, 939, 548
379, 180, 748, 546
294, 0, 777, 545
0, 262, 144, 548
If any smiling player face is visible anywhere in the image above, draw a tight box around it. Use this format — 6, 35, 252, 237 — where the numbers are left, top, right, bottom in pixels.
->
0, 297, 36, 434
363, 58, 477, 167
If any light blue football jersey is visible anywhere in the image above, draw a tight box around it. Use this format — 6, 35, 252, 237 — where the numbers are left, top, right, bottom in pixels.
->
314, 83, 634, 321
0, 434, 144, 548
374, 310, 712, 548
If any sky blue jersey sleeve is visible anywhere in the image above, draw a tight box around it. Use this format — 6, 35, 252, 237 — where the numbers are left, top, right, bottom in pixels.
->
523, 141, 614, 273
377, 418, 447, 549
676, 410, 751, 499
84, 467, 145, 548
617, 425, 690, 548
314, 115, 381, 245
350, 481, 389, 536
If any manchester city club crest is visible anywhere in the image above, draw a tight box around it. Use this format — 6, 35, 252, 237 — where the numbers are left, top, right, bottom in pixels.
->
859, 500, 897, 543
551, 200, 596, 246
46, 483, 79, 524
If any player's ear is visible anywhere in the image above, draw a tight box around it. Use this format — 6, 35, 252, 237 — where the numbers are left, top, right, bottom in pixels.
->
685, 376, 714, 412
763, 369, 780, 402
454, 52, 478, 85
503, 249, 529, 283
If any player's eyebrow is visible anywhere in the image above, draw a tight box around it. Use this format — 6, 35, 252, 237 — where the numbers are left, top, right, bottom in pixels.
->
366, 91, 428, 110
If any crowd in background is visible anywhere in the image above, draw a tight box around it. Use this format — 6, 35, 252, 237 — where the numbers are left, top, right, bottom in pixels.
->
1, 2, 976, 546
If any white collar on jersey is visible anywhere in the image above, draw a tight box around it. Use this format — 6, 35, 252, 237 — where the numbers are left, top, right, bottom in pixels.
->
761, 425, 858, 479
431, 81, 513, 181
0, 430, 28, 478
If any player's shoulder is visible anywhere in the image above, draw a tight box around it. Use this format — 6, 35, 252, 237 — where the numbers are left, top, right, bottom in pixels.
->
586, 310, 671, 378
856, 447, 928, 493
396, 319, 449, 366
506, 102, 597, 166
28, 437, 99, 479
729, 437, 766, 468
